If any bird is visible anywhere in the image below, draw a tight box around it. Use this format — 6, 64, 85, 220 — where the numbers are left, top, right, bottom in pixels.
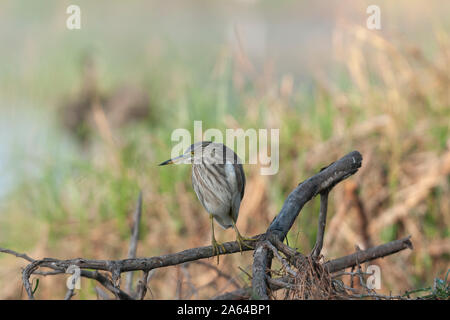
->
159, 141, 254, 263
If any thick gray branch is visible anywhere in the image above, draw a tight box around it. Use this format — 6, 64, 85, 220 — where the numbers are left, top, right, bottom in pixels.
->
251, 243, 270, 300
268, 150, 362, 240
323, 236, 413, 273
251, 151, 362, 299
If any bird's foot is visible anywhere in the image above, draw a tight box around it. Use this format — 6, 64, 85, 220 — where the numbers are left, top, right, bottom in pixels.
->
235, 233, 256, 253
211, 238, 226, 264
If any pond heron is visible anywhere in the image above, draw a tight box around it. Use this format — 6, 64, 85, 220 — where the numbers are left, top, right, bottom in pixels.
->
159, 141, 254, 263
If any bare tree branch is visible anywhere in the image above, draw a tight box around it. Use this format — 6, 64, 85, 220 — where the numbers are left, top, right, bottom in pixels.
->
136, 271, 149, 300
64, 288, 75, 300
312, 191, 329, 258
125, 191, 143, 294
250, 150, 363, 299
0, 150, 415, 300
80, 270, 134, 300
214, 236, 413, 300
0, 248, 34, 262
191, 261, 241, 290
323, 236, 413, 273
251, 242, 271, 300
0, 248, 133, 300
213, 287, 252, 300
267, 150, 363, 240
16, 236, 262, 299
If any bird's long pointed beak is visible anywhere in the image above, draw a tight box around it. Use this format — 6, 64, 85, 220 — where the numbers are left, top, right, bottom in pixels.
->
159, 154, 190, 166
158, 159, 174, 166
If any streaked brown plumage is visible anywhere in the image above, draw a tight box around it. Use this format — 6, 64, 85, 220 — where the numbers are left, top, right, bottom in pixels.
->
159, 141, 253, 263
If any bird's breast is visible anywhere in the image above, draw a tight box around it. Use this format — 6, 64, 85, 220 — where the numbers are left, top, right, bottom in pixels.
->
191, 163, 233, 216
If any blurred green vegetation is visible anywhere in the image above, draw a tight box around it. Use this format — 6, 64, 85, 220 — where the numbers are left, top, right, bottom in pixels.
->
0, 1, 449, 299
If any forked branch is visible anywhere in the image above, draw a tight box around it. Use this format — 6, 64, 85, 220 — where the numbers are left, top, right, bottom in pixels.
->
0, 150, 414, 300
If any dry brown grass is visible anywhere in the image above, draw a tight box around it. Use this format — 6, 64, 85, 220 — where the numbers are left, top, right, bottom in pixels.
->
1, 22, 449, 299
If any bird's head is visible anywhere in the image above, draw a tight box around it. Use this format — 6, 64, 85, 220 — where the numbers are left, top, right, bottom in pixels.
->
159, 141, 222, 166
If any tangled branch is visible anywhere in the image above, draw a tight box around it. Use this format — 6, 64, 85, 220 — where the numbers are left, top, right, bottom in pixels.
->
0, 150, 414, 299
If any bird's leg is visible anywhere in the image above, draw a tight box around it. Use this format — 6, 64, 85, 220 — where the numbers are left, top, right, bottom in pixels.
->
210, 215, 226, 264
231, 220, 255, 253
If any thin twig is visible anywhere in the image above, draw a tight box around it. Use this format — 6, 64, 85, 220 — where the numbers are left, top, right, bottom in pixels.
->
125, 191, 143, 294
95, 286, 111, 300
0, 248, 34, 262
312, 191, 329, 258
264, 241, 297, 277
192, 261, 241, 289
64, 288, 75, 300
136, 270, 153, 300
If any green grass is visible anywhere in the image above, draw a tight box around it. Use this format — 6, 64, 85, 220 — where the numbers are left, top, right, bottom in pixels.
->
0, 1, 449, 299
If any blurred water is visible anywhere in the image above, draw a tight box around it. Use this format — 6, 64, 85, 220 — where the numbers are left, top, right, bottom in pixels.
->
0, 103, 76, 203
0, 0, 448, 202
